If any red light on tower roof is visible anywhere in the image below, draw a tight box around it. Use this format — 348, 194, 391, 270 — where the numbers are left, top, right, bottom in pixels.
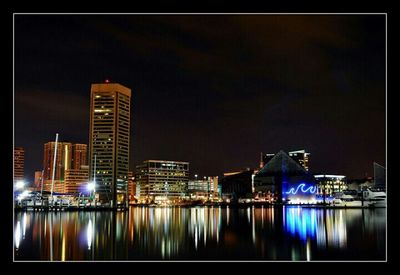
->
105, 79, 110, 83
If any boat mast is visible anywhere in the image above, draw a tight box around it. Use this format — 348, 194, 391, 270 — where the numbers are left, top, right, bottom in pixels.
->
40, 169, 44, 198
50, 133, 59, 206
93, 154, 96, 205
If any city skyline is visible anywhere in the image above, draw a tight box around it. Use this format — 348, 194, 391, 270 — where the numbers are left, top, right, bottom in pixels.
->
15, 14, 386, 183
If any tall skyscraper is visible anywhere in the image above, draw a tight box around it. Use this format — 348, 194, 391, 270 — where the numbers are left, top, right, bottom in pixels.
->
14, 147, 25, 182
89, 82, 131, 207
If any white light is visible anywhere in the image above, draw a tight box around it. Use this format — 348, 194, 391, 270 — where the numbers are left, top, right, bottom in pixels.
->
87, 219, 93, 250
314, 174, 345, 179
15, 180, 25, 190
15, 221, 21, 250
87, 182, 95, 191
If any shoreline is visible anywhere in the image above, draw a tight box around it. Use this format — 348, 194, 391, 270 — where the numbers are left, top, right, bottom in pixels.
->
14, 203, 384, 212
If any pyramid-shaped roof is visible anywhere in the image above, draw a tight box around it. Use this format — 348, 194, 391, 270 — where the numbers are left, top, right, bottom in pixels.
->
257, 150, 308, 176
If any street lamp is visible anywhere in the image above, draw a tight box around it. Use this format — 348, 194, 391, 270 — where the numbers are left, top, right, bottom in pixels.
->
15, 180, 25, 190
14, 181, 26, 207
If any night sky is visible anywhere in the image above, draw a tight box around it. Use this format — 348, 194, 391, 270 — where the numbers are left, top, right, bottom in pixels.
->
15, 14, 386, 183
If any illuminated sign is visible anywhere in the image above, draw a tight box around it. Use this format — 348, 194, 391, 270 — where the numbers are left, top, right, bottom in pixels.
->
285, 183, 317, 195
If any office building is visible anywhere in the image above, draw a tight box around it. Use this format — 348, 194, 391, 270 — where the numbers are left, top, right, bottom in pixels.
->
89, 82, 131, 206
14, 147, 25, 182
43, 142, 72, 193
288, 150, 310, 171
188, 176, 219, 199
72, 144, 87, 169
314, 174, 347, 196
34, 171, 43, 191
64, 165, 89, 194
42, 141, 88, 193
136, 160, 189, 203
43, 142, 72, 181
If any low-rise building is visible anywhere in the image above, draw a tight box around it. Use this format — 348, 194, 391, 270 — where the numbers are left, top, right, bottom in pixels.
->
188, 176, 219, 200
314, 174, 347, 196
220, 169, 254, 201
136, 160, 189, 203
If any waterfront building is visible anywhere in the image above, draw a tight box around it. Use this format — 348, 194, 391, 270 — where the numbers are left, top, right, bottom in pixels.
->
188, 176, 219, 200
219, 169, 253, 200
72, 144, 87, 169
260, 153, 275, 169
255, 150, 316, 203
136, 160, 189, 203
314, 174, 347, 196
89, 82, 131, 207
288, 150, 310, 171
34, 171, 42, 191
14, 147, 25, 182
64, 165, 89, 194
43, 141, 72, 181
42, 142, 88, 193
260, 149, 310, 171
42, 142, 72, 193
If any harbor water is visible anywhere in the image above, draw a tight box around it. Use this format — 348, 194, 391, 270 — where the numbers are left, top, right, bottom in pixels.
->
14, 206, 386, 261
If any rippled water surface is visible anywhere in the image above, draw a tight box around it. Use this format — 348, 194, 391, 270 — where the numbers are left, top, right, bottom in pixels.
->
14, 206, 386, 261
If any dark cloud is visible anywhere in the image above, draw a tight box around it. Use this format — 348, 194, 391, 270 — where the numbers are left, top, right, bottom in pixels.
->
15, 14, 385, 182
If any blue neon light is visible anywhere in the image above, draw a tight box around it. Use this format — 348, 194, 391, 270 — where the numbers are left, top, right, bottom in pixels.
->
285, 183, 317, 195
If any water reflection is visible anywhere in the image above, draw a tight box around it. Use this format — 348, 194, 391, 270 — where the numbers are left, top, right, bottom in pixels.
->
15, 221, 21, 250
284, 207, 317, 242
14, 206, 386, 261
283, 207, 348, 250
87, 219, 92, 250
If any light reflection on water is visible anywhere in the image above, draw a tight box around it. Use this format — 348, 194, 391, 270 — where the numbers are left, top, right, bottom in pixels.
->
14, 206, 385, 261
283, 207, 348, 249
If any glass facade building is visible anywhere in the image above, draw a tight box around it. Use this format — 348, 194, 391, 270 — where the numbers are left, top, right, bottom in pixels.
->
314, 175, 347, 196
261, 149, 310, 171
136, 160, 189, 203
188, 176, 219, 199
255, 150, 317, 203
